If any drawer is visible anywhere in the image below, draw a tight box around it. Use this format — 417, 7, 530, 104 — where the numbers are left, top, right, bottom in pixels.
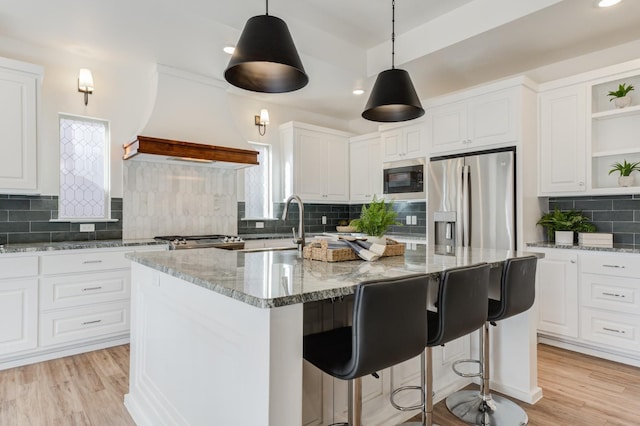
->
580, 307, 640, 354
581, 273, 640, 315
39, 301, 129, 347
40, 270, 130, 310
0, 256, 38, 279
580, 253, 640, 278
41, 250, 130, 275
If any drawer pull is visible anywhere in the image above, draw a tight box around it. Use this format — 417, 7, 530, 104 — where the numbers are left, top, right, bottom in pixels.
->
82, 319, 102, 326
602, 327, 625, 334
602, 292, 624, 298
82, 286, 103, 292
602, 264, 625, 269
83, 260, 103, 264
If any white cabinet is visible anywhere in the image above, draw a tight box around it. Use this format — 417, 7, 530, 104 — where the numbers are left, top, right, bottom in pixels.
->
381, 123, 426, 162
538, 85, 587, 194
533, 249, 579, 338
0, 57, 43, 192
427, 88, 517, 154
349, 133, 382, 202
0, 255, 38, 356
281, 122, 351, 202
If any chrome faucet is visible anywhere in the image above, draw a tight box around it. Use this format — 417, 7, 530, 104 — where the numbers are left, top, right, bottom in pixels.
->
282, 194, 305, 251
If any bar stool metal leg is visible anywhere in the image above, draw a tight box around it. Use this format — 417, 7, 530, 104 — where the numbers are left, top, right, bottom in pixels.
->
445, 323, 528, 425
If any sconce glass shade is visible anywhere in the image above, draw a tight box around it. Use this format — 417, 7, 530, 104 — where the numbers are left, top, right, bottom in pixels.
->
225, 15, 308, 93
362, 68, 424, 122
78, 68, 94, 92
259, 109, 270, 124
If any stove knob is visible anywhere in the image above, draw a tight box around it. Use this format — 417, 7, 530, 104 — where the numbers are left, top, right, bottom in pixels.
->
223, 236, 229, 243
179, 239, 187, 245
172, 239, 180, 245
237, 237, 244, 242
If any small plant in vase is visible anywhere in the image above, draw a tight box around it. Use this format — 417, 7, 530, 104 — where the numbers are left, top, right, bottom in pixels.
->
537, 209, 595, 245
349, 196, 400, 244
607, 83, 634, 108
609, 160, 640, 187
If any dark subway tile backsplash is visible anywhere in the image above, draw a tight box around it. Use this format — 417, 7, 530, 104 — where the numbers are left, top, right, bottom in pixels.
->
547, 194, 640, 244
0, 194, 123, 245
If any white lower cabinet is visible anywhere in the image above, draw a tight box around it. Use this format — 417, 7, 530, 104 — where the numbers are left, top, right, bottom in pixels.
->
0, 245, 164, 370
530, 247, 640, 366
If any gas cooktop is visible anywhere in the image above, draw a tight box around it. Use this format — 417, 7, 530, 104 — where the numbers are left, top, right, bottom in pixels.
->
154, 235, 245, 250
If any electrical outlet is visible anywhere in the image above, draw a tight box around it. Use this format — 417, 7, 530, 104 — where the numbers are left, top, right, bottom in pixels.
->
411, 216, 417, 225
256, 222, 264, 229
79, 223, 95, 232
406, 216, 411, 225
321, 216, 327, 225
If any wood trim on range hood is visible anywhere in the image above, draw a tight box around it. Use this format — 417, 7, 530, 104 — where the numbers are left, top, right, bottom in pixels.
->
123, 136, 259, 166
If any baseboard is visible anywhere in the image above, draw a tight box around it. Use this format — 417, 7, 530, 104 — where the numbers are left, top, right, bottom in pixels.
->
489, 382, 543, 405
0, 335, 129, 371
538, 335, 640, 368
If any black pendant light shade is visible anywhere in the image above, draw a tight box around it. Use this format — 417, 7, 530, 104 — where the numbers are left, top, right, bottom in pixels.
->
362, 68, 424, 122
225, 14, 308, 93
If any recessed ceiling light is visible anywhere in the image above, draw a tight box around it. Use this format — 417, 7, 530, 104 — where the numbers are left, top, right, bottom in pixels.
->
597, 0, 621, 7
352, 89, 365, 95
223, 46, 235, 55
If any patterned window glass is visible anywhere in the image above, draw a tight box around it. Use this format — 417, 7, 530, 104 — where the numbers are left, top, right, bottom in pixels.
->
245, 143, 272, 218
59, 115, 110, 219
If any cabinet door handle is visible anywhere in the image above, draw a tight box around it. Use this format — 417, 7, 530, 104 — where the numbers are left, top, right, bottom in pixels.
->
602, 327, 625, 334
578, 182, 585, 187
83, 260, 103, 264
602, 292, 624, 298
570, 260, 576, 264
82, 286, 103, 292
602, 264, 625, 269
82, 319, 102, 326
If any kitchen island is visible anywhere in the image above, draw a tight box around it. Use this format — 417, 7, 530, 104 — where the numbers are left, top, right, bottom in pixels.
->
124, 245, 542, 426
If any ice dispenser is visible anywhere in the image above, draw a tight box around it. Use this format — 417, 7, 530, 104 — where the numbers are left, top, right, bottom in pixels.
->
433, 211, 456, 250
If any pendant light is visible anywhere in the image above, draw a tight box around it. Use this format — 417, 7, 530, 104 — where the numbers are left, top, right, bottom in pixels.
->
225, 0, 308, 93
362, 0, 424, 122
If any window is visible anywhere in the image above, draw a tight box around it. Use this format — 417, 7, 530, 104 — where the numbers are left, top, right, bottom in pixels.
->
244, 142, 272, 218
58, 114, 111, 220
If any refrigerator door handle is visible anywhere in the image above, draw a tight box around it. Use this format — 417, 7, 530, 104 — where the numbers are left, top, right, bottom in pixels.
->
456, 164, 464, 247
462, 164, 470, 247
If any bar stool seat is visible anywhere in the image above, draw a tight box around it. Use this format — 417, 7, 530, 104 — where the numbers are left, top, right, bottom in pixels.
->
304, 274, 430, 426
446, 256, 538, 426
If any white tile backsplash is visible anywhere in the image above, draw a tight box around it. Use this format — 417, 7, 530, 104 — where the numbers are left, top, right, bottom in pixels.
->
123, 161, 237, 239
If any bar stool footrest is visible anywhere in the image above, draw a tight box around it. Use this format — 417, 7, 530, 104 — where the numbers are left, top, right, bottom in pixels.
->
390, 385, 425, 412
451, 358, 482, 378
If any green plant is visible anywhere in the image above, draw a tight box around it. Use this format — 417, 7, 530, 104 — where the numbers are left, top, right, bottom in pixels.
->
607, 83, 634, 101
349, 196, 400, 237
536, 209, 595, 242
608, 160, 640, 177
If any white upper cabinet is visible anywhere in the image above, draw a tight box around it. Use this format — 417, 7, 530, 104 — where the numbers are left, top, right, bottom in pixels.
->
280, 122, 351, 203
0, 57, 43, 192
349, 133, 382, 202
539, 84, 587, 195
380, 123, 426, 162
427, 87, 517, 155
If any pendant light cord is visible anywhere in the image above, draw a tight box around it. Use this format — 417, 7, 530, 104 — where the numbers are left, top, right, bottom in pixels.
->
266, 0, 269, 16
391, 0, 395, 69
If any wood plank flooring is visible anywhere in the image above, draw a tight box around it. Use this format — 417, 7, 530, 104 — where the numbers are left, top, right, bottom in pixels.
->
0, 343, 638, 425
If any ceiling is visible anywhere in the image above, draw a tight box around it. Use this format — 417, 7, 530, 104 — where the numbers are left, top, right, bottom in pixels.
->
1, 0, 640, 122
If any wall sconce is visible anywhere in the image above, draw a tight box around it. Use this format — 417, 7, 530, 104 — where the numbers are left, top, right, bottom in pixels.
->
78, 68, 94, 106
255, 109, 269, 136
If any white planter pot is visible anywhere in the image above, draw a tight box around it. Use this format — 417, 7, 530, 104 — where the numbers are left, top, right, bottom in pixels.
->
613, 95, 632, 108
618, 175, 635, 187
555, 231, 574, 245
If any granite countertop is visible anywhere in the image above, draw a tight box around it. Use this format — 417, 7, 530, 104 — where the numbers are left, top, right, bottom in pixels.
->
527, 242, 640, 254
0, 239, 167, 254
126, 245, 541, 309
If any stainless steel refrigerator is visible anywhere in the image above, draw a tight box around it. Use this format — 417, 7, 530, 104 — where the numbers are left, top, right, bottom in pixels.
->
428, 147, 516, 252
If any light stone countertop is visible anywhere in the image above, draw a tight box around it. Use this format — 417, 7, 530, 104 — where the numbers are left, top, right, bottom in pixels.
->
126, 245, 541, 309
527, 242, 640, 254
0, 239, 166, 254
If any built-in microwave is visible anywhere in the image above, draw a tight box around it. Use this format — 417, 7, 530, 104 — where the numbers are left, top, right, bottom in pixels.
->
383, 158, 425, 200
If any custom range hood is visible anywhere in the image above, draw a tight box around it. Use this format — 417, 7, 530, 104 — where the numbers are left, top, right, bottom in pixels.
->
123, 65, 259, 168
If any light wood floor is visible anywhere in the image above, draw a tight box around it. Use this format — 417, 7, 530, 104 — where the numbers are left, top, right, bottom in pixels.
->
0, 344, 638, 425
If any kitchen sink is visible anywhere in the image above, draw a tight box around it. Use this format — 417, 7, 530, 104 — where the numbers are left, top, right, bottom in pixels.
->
238, 246, 298, 253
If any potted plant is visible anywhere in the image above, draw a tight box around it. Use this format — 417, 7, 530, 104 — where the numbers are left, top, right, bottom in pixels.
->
349, 196, 400, 244
607, 83, 634, 108
609, 160, 640, 187
537, 209, 596, 245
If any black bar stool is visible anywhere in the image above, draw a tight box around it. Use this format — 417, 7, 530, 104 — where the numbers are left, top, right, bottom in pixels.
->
445, 256, 538, 426
391, 263, 491, 426
303, 274, 430, 426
